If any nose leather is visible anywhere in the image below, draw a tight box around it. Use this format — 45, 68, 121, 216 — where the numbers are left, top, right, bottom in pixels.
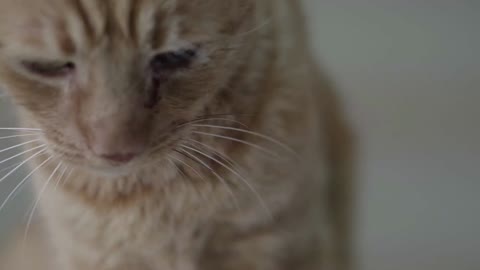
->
88, 119, 148, 164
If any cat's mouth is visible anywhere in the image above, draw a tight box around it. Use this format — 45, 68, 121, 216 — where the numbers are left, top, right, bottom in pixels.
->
45, 145, 164, 178
44, 127, 188, 177
41, 114, 239, 177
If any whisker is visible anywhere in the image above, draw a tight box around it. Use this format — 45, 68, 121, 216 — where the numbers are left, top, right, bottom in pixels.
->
0, 128, 42, 132
0, 161, 27, 175
174, 113, 253, 129
53, 164, 68, 191
168, 154, 211, 202
0, 147, 47, 184
215, 17, 272, 43
0, 139, 42, 155
24, 161, 62, 247
177, 117, 248, 129
193, 131, 280, 158
177, 148, 240, 210
167, 157, 189, 181
168, 154, 209, 185
0, 151, 50, 212
167, 156, 208, 202
0, 144, 46, 167
186, 138, 245, 174
185, 140, 260, 200
59, 168, 75, 189
0, 134, 40, 140
191, 124, 298, 157
181, 144, 273, 219
235, 17, 272, 38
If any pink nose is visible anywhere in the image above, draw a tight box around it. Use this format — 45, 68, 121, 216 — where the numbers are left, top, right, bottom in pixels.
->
100, 152, 138, 163
86, 113, 148, 164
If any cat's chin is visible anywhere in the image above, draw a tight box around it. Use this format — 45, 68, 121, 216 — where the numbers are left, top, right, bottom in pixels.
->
62, 155, 146, 178
84, 163, 140, 178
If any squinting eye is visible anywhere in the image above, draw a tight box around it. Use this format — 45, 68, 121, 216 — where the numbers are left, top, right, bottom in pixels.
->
150, 49, 197, 73
22, 61, 75, 78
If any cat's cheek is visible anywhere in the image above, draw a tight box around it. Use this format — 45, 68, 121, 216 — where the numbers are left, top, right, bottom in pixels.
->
58, 83, 89, 150
0, 70, 60, 117
65, 69, 88, 93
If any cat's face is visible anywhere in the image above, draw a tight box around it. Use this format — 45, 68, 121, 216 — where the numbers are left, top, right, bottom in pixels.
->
0, 0, 254, 173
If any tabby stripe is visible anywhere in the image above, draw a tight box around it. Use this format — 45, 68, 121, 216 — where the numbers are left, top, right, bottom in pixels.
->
103, 0, 114, 36
56, 20, 76, 55
128, 0, 144, 43
71, 0, 95, 43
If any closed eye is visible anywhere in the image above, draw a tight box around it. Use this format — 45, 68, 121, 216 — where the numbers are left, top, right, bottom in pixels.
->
150, 49, 197, 74
22, 61, 75, 78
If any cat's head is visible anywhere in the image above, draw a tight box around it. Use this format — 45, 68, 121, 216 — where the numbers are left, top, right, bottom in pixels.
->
0, 0, 257, 173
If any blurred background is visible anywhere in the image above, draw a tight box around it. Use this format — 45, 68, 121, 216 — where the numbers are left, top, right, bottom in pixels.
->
1, 1, 479, 270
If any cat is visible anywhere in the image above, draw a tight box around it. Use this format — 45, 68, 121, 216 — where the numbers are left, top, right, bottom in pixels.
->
0, 0, 353, 269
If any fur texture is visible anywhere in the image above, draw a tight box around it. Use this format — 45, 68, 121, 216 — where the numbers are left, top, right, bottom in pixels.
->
0, 0, 353, 269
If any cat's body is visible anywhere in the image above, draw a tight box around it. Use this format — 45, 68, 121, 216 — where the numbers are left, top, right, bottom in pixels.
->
0, 0, 352, 269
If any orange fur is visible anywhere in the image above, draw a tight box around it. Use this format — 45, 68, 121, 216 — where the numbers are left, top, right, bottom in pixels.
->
0, 1, 353, 269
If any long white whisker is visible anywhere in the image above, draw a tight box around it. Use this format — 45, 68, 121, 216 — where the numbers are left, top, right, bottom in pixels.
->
167, 157, 189, 182
177, 118, 248, 129
53, 164, 68, 191
0, 161, 26, 175
192, 124, 298, 157
181, 144, 273, 219
0, 147, 47, 184
24, 161, 62, 246
193, 131, 280, 158
0, 144, 46, 167
235, 18, 272, 38
59, 168, 75, 189
0, 151, 51, 212
216, 18, 271, 43
0, 134, 40, 140
168, 156, 209, 201
0, 128, 42, 132
185, 140, 256, 197
168, 154, 209, 184
0, 147, 45, 176
186, 138, 244, 174
0, 139, 42, 154
168, 155, 213, 199
168, 154, 210, 202
178, 148, 240, 210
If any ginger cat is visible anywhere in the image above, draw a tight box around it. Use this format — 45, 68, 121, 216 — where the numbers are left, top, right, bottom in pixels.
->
0, 0, 353, 269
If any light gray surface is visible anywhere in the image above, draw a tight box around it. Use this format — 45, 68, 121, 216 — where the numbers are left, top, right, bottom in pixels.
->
1, 1, 479, 269
304, 1, 480, 270
0, 101, 33, 247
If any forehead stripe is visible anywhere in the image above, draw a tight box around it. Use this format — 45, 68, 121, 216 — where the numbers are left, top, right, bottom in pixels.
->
71, 0, 95, 43
128, 0, 144, 42
56, 21, 76, 55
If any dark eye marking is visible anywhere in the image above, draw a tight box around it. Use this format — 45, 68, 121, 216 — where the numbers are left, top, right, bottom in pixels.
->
144, 49, 197, 109
22, 61, 75, 78
150, 49, 197, 73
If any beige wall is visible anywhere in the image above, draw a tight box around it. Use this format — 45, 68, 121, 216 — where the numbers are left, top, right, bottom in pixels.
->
1, 1, 479, 269
303, 1, 480, 270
